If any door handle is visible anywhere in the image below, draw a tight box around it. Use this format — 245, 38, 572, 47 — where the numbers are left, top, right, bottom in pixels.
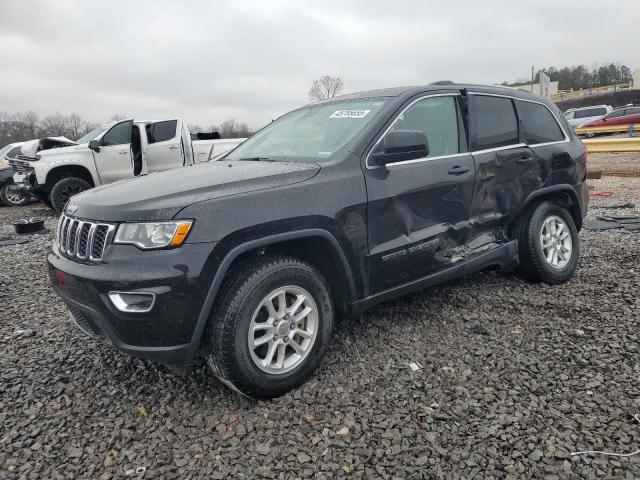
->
448, 165, 470, 175
516, 154, 535, 164
169, 145, 179, 150
118, 150, 128, 155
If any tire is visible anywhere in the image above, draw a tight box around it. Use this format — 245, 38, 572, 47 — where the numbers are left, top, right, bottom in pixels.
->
204, 255, 333, 398
50, 177, 91, 212
0, 184, 29, 207
515, 201, 579, 284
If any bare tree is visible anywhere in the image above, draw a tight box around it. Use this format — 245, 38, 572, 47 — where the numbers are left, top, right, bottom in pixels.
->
68, 113, 85, 139
216, 119, 251, 138
15, 111, 39, 139
308, 75, 344, 101
40, 113, 70, 137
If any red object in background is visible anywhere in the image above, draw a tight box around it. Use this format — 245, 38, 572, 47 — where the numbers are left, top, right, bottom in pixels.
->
580, 106, 640, 128
589, 191, 613, 197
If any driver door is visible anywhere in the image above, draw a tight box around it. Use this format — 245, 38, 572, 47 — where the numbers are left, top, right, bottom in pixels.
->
363, 94, 475, 293
94, 120, 133, 184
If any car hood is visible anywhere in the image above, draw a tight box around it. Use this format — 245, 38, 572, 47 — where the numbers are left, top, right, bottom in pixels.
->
38, 143, 89, 158
69, 160, 321, 221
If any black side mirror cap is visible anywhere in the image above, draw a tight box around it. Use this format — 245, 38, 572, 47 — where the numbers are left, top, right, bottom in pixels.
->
370, 130, 429, 166
88, 140, 100, 152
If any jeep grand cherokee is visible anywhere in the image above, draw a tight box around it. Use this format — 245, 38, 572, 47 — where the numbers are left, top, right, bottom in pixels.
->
48, 83, 588, 398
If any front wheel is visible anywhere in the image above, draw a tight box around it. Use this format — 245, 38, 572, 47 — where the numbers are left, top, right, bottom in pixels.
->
204, 256, 333, 398
50, 177, 91, 212
515, 201, 580, 284
0, 184, 29, 207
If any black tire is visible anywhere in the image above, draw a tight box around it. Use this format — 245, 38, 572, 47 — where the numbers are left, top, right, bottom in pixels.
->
515, 201, 579, 284
204, 255, 333, 398
0, 184, 29, 207
50, 177, 91, 212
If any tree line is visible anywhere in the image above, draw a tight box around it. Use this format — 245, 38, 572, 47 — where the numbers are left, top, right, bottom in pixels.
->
1, 111, 254, 147
503, 63, 634, 91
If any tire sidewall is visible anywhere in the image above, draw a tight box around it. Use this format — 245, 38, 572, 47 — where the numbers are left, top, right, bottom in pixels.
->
50, 177, 90, 212
529, 202, 579, 282
229, 263, 332, 396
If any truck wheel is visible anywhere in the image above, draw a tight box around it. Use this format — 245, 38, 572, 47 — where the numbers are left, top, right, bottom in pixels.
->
204, 255, 333, 398
514, 201, 579, 284
50, 177, 91, 212
0, 184, 29, 207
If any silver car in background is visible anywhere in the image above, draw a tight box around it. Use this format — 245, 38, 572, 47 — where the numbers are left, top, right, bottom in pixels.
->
563, 105, 612, 128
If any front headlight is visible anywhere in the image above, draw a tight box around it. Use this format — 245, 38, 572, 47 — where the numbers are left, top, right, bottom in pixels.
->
114, 220, 193, 249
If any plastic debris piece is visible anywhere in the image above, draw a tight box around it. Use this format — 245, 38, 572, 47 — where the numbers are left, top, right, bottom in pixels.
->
409, 362, 422, 371
589, 191, 613, 197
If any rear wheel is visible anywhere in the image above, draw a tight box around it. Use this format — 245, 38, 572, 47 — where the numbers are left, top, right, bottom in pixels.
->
0, 184, 29, 207
204, 256, 333, 398
50, 177, 91, 212
515, 201, 579, 284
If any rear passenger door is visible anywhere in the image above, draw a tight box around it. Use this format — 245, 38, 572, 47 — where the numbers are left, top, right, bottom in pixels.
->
364, 94, 476, 293
145, 120, 181, 172
467, 94, 538, 245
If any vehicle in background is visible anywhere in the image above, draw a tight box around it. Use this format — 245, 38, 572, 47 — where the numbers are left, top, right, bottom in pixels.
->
578, 106, 640, 129
48, 83, 588, 398
563, 105, 612, 128
9, 119, 245, 212
0, 142, 30, 206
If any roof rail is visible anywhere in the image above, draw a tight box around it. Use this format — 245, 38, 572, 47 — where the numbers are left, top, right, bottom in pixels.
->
429, 80, 455, 85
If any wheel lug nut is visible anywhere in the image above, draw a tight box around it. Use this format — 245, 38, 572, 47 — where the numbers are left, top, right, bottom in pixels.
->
273, 335, 278, 341
290, 323, 296, 330
283, 337, 289, 343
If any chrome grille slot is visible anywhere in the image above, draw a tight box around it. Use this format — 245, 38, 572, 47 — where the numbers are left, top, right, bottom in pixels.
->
56, 214, 114, 262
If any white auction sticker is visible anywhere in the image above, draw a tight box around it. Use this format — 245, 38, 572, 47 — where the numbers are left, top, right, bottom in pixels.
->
329, 109, 371, 119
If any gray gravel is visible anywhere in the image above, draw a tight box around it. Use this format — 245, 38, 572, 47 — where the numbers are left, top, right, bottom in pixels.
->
1, 177, 640, 479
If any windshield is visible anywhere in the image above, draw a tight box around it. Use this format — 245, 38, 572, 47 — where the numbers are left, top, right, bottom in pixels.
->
225, 99, 387, 162
76, 126, 107, 144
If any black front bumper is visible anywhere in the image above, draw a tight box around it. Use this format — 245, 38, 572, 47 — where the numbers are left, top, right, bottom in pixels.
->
48, 240, 217, 371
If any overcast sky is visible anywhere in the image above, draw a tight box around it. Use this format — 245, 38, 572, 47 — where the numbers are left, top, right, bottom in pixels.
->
1, 0, 638, 130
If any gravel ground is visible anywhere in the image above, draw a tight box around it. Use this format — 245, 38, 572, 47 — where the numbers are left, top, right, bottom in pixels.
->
586, 151, 640, 174
1, 178, 640, 479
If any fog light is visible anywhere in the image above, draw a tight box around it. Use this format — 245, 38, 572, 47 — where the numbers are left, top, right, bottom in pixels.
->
108, 291, 156, 313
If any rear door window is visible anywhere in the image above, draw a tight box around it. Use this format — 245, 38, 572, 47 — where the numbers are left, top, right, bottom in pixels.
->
387, 95, 460, 157
517, 101, 565, 145
607, 110, 626, 119
470, 95, 519, 150
146, 120, 178, 144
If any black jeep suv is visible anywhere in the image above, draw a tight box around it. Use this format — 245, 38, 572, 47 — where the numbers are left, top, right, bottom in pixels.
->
49, 83, 588, 398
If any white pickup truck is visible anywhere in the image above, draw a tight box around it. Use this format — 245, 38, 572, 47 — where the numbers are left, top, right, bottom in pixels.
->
9, 118, 245, 211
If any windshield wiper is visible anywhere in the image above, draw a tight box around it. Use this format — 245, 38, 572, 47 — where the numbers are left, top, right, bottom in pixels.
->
236, 157, 279, 162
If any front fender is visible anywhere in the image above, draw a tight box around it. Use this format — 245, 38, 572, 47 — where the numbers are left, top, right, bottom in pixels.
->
189, 228, 357, 344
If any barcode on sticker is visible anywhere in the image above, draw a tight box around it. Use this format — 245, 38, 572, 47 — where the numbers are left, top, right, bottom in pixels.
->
330, 110, 371, 119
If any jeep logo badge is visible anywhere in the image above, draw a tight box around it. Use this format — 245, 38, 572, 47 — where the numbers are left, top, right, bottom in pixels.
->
67, 204, 78, 214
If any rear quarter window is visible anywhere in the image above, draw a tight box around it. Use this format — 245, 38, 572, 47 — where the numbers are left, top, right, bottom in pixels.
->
517, 101, 565, 145
470, 95, 519, 150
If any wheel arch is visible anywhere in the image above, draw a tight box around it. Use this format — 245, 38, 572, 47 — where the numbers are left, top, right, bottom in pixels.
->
45, 165, 96, 189
510, 185, 584, 234
191, 229, 357, 344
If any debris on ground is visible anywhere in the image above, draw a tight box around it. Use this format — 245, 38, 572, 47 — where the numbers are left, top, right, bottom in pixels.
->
589, 190, 613, 197
0, 237, 29, 246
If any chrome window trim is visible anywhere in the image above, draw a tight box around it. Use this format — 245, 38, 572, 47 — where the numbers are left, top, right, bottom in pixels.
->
366, 90, 572, 170
365, 93, 462, 170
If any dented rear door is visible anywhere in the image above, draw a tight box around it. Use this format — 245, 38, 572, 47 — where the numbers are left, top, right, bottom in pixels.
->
364, 94, 475, 294
467, 93, 539, 253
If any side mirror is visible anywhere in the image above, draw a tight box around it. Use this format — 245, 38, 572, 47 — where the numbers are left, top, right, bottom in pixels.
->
88, 140, 100, 152
370, 130, 429, 166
